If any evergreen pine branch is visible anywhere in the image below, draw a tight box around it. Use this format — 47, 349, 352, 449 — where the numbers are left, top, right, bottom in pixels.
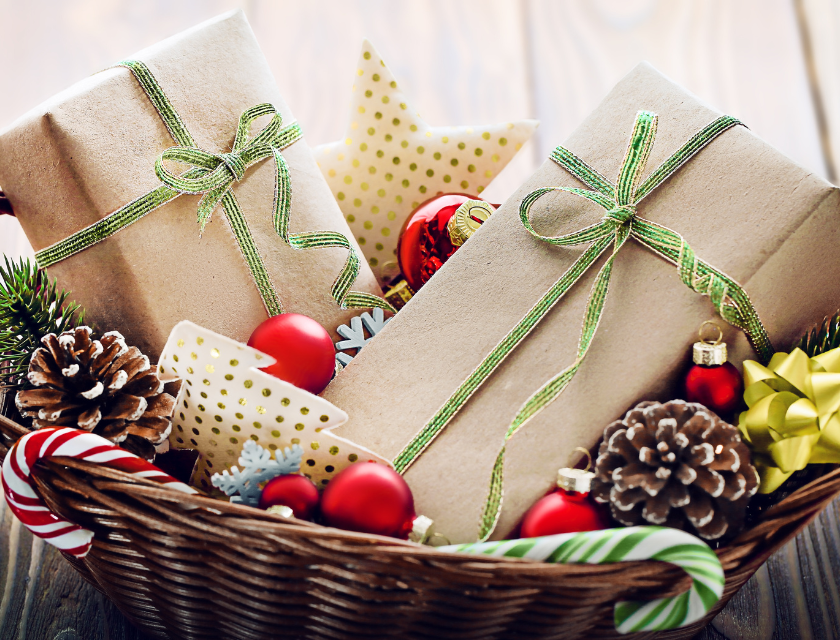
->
0, 256, 85, 388
794, 311, 840, 357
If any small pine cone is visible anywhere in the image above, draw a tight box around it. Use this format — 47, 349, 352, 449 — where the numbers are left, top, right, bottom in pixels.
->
15, 327, 176, 461
591, 400, 759, 540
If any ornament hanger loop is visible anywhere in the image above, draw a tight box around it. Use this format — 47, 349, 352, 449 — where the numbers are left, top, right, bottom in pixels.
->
569, 446, 592, 472
699, 320, 723, 346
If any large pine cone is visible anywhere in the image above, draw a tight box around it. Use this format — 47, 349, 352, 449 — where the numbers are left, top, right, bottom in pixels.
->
15, 327, 176, 460
591, 400, 759, 540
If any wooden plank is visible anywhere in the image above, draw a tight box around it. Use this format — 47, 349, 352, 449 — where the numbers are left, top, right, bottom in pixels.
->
0, 501, 32, 640
525, 0, 827, 178
799, 0, 840, 182
708, 563, 775, 640
250, 0, 538, 203
0, 0, 246, 133
0, 508, 150, 640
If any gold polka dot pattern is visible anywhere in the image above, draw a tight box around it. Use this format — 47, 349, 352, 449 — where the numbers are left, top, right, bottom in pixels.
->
314, 39, 538, 283
158, 321, 390, 492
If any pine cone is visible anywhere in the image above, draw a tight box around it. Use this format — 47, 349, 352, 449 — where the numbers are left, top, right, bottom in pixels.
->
15, 327, 176, 460
591, 400, 759, 540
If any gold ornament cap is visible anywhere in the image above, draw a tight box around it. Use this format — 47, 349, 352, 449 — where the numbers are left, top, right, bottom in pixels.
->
693, 321, 727, 366
447, 200, 495, 246
557, 447, 595, 493
409, 515, 450, 546
557, 468, 595, 493
384, 279, 414, 310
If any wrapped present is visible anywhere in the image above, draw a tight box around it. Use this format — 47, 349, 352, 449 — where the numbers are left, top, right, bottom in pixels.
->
323, 62, 840, 544
0, 11, 388, 356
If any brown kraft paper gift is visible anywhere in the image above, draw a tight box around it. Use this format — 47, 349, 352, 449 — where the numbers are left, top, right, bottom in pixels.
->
0, 11, 382, 356
323, 62, 840, 543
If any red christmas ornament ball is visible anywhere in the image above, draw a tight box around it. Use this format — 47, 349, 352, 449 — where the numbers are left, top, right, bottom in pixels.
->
520, 489, 610, 538
397, 193, 486, 291
258, 474, 320, 520
684, 361, 743, 416
321, 462, 416, 538
247, 313, 335, 395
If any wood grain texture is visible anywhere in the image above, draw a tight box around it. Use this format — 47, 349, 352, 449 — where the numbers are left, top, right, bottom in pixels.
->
800, 0, 840, 182
1, 1, 839, 638
0, 504, 150, 640
525, 0, 827, 178
250, 0, 538, 203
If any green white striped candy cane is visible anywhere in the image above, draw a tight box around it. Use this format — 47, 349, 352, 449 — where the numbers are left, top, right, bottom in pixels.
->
440, 526, 724, 634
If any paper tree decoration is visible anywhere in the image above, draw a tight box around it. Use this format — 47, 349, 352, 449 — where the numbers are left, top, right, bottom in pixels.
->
157, 321, 390, 492
314, 40, 538, 282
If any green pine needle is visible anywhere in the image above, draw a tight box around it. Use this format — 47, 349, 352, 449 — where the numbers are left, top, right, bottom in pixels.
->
0, 256, 85, 388
794, 311, 840, 357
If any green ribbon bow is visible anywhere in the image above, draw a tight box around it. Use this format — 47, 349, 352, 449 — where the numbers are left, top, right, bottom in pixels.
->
154, 102, 294, 235
34, 60, 392, 317
739, 346, 840, 492
394, 110, 772, 541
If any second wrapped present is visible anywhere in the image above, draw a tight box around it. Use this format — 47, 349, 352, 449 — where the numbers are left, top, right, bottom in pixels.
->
324, 62, 840, 543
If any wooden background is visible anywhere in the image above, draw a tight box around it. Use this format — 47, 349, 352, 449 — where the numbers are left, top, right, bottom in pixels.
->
1, 1, 840, 638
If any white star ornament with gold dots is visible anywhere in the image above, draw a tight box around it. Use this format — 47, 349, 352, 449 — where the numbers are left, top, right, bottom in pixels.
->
158, 321, 390, 493
314, 40, 538, 283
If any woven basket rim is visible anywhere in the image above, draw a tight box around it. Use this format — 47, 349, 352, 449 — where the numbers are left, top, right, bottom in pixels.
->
4, 410, 840, 639
2, 412, 837, 567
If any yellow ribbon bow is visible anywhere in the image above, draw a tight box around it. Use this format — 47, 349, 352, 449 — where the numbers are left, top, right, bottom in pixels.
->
739, 346, 840, 492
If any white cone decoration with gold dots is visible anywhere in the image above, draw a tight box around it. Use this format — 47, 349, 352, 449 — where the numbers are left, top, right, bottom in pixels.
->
314, 40, 538, 282
157, 321, 390, 493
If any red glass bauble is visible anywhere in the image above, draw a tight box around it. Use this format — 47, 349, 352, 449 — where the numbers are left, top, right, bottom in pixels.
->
321, 462, 416, 538
397, 193, 484, 291
258, 474, 320, 520
520, 489, 610, 538
684, 361, 743, 416
247, 313, 335, 395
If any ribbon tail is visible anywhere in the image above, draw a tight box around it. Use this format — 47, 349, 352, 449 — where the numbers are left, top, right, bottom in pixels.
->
632, 218, 773, 363
287, 230, 396, 313
220, 191, 284, 317
393, 234, 614, 475
343, 291, 397, 311
196, 183, 231, 235
272, 149, 292, 240
478, 236, 624, 541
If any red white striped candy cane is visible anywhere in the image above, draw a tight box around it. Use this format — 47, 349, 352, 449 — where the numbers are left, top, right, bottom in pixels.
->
2, 427, 196, 558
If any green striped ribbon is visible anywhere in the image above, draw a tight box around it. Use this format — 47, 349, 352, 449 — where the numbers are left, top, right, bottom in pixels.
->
441, 526, 724, 634
394, 111, 773, 541
34, 60, 393, 316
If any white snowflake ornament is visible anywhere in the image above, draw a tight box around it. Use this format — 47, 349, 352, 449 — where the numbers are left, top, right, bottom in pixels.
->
335, 308, 391, 367
211, 440, 303, 507
157, 321, 390, 492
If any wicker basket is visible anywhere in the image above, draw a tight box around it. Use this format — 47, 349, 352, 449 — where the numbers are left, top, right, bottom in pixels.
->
2, 405, 839, 640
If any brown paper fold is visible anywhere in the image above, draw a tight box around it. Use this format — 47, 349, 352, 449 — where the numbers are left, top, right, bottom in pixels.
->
0, 11, 382, 356
323, 62, 840, 543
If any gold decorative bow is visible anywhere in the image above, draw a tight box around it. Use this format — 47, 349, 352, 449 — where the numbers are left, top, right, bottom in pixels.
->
739, 346, 840, 492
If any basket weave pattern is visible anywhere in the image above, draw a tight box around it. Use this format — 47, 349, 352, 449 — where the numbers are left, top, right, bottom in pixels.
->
1, 407, 839, 640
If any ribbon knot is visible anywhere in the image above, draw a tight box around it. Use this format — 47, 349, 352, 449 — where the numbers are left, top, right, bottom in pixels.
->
219, 152, 247, 182
154, 103, 292, 233
604, 204, 636, 226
